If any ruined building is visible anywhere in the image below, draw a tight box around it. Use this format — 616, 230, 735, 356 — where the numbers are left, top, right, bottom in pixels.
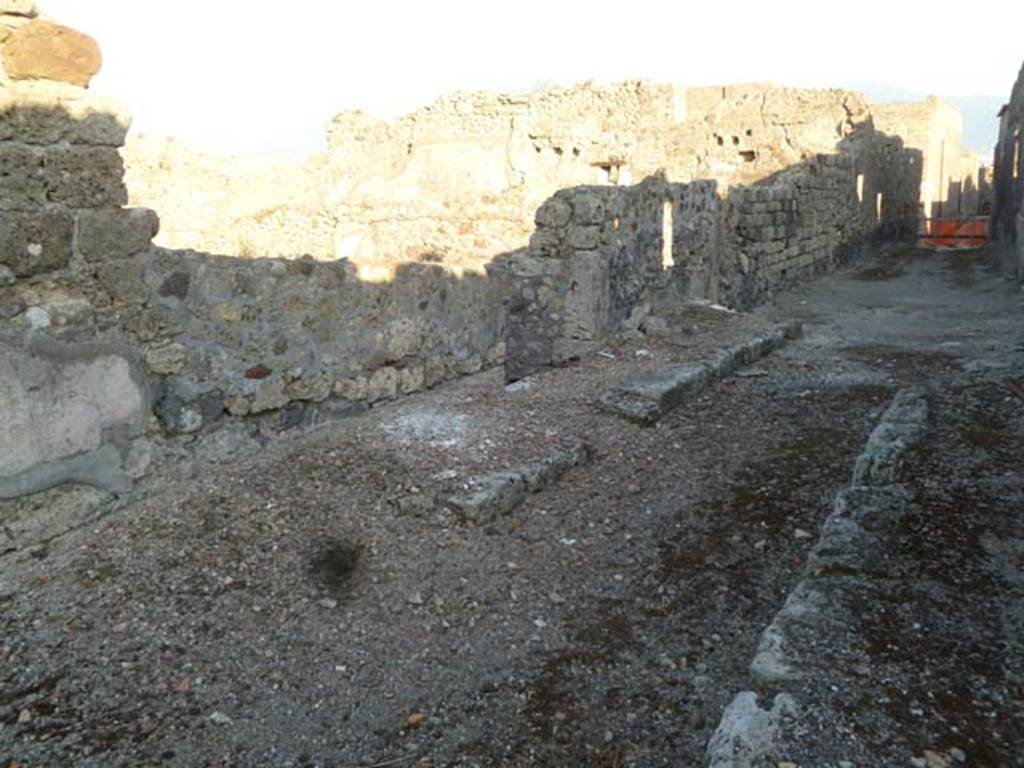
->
995, 61, 1024, 275
5, 4, 1024, 767
0, 6, 989, 503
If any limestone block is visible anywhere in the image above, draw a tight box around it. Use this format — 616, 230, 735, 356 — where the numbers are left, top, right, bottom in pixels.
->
2, 20, 102, 87
42, 145, 127, 208
143, 340, 187, 375
77, 207, 158, 262
423, 357, 449, 388
367, 366, 399, 401
284, 370, 332, 402
0, 143, 45, 209
250, 376, 287, 414
454, 354, 482, 375
386, 317, 422, 359
334, 375, 368, 401
0, 338, 148, 498
225, 394, 251, 417
0, 209, 73, 276
399, 365, 425, 394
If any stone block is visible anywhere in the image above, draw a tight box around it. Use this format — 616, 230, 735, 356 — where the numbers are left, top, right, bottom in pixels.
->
0, 84, 130, 145
2, 19, 102, 87
0, 209, 73, 276
250, 375, 287, 414
367, 366, 399, 401
0, 338, 148, 498
0, 143, 45, 209
334, 375, 368, 401
534, 197, 572, 228
77, 207, 158, 262
95, 258, 147, 304
571, 192, 606, 225
284, 370, 332, 402
143, 339, 188, 375
399, 365, 425, 394
568, 225, 601, 250
42, 145, 127, 208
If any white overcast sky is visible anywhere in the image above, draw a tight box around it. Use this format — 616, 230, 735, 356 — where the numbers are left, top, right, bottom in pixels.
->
43, 0, 1022, 159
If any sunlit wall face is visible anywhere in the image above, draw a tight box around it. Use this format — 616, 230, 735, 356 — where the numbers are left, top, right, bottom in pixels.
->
40, 0, 1020, 158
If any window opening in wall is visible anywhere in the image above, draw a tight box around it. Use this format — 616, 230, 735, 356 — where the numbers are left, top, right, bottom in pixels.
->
594, 161, 622, 186
662, 200, 675, 269
739, 150, 756, 163
857, 174, 865, 203
1014, 128, 1021, 181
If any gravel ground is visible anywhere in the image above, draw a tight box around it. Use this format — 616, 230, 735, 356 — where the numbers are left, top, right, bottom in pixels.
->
1, 245, 1022, 767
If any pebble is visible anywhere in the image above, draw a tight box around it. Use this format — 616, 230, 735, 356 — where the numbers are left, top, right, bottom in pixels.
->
950, 748, 966, 764
318, 598, 338, 609
407, 592, 424, 606
209, 711, 233, 725
923, 751, 952, 768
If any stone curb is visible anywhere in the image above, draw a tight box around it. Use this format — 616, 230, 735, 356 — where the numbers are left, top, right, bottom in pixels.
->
707, 389, 930, 767
442, 439, 589, 525
599, 321, 803, 425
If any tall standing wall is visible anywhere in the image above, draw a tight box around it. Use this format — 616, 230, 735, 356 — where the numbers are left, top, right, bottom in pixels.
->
994, 62, 1024, 277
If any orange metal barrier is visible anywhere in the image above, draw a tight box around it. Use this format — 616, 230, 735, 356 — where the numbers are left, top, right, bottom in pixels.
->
918, 216, 989, 249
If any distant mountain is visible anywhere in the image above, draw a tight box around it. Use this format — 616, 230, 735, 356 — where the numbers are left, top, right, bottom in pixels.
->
845, 81, 1003, 156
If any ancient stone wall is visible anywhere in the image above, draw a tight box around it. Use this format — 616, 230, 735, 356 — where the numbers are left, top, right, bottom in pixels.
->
125, 82, 954, 281
503, 124, 922, 379
0, 6, 933, 502
0, 2, 158, 498
0, 7, 505, 501
994, 61, 1024, 276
